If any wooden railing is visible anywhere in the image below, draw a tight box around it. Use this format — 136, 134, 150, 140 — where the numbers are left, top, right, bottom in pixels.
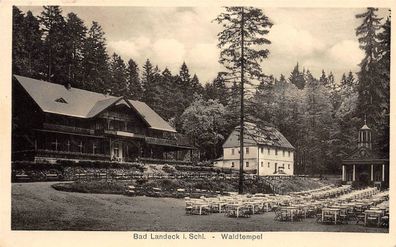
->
43, 123, 94, 135
145, 135, 193, 147
140, 157, 192, 165
36, 149, 110, 160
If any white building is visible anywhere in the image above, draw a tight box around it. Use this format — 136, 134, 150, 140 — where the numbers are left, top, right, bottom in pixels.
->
215, 122, 295, 176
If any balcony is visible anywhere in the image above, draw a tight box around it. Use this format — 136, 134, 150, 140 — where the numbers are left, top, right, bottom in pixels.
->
36, 149, 110, 160
43, 123, 95, 135
102, 130, 145, 139
13, 149, 110, 161
145, 135, 193, 148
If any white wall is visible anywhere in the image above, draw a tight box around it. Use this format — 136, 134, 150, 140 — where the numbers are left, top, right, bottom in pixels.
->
222, 145, 294, 175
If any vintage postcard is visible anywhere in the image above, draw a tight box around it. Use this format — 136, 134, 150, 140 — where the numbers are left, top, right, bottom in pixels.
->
0, 0, 394, 246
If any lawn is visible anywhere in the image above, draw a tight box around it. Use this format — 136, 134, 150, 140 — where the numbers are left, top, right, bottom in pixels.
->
11, 182, 388, 232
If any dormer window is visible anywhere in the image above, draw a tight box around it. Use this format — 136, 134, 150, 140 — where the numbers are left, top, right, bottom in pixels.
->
55, 97, 68, 104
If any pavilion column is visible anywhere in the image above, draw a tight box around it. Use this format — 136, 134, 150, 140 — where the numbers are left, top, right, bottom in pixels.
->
352, 165, 356, 181
382, 164, 385, 182
370, 164, 374, 181
342, 165, 346, 181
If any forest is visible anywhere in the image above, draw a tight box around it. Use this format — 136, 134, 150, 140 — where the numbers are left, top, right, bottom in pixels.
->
12, 6, 390, 175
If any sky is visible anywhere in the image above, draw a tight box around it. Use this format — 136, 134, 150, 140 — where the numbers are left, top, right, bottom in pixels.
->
18, 6, 390, 84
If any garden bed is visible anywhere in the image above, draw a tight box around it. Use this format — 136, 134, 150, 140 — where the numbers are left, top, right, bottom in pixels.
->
52, 178, 274, 198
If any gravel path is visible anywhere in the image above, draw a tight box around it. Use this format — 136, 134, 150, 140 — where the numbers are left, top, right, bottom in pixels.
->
12, 182, 388, 233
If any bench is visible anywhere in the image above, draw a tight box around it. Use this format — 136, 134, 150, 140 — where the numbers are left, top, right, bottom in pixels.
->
45, 173, 59, 180
15, 174, 31, 182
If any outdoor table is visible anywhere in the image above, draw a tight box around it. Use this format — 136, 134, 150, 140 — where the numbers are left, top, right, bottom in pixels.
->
364, 209, 383, 227
245, 201, 262, 214
209, 201, 227, 213
226, 203, 246, 218
280, 206, 299, 221
322, 208, 341, 224
369, 207, 386, 215
193, 202, 210, 215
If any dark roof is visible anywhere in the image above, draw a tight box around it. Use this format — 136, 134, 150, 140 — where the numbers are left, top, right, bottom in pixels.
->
14, 75, 176, 133
222, 122, 294, 149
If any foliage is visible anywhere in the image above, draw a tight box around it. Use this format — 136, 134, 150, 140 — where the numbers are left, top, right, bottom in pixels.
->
355, 8, 390, 158
12, 6, 390, 176
180, 96, 227, 160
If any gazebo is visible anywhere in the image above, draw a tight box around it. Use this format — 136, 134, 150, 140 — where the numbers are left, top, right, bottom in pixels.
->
341, 120, 389, 189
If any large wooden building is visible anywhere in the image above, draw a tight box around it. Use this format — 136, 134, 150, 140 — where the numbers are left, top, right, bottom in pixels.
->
12, 75, 194, 164
341, 120, 389, 189
214, 122, 295, 176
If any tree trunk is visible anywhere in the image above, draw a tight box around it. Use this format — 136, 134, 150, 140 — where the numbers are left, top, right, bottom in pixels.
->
239, 7, 245, 194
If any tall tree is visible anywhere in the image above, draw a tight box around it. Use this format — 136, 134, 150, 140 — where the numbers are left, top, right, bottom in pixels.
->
355, 7, 389, 157
126, 58, 142, 100
375, 15, 391, 157
109, 53, 128, 96
81, 21, 110, 92
203, 72, 228, 106
64, 12, 87, 87
23, 11, 43, 78
289, 62, 305, 89
141, 59, 161, 108
179, 62, 191, 90
319, 70, 327, 85
190, 74, 204, 97
215, 7, 272, 193
12, 6, 25, 76
39, 6, 68, 83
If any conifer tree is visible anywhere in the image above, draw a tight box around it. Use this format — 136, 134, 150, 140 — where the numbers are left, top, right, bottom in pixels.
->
127, 58, 142, 100
289, 62, 305, 89
215, 7, 272, 193
65, 12, 87, 87
81, 21, 110, 91
109, 53, 128, 96
39, 6, 68, 83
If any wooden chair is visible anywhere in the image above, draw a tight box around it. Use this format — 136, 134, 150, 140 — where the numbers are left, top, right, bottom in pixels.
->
381, 215, 389, 228
355, 213, 365, 224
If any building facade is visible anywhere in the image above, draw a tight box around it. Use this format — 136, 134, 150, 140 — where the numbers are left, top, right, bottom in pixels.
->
215, 122, 295, 176
12, 75, 194, 164
341, 121, 389, 189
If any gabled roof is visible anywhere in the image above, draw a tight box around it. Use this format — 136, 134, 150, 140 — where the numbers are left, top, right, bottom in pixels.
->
342, 146, 388, 164
86, 96, 124, 118
14, 75, 176, 133
222, 122, 294, 149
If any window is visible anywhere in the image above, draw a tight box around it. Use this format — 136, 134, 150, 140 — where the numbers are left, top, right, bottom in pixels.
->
268, 148, 270, 155
246, 162, 249, 167
231, 162, 235, 168
246, 147, 249, 154
66, 140, 71, 152
231, 148, 235, 155
113, 143, 119, 157
275, 148, 278, 155
261, 147, 264, 154
268, 162, 270, 168
55, 97, 67, 104
261, 161, 264, 167
288, 151, 290, 157
51, 138, 59, 151
288, 164, 290, 169
78, 141, 83, 153
283, 150, 285, 156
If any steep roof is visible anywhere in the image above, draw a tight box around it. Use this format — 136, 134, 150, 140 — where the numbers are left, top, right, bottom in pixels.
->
222, 122, 294, 149
14, 75, 176, 133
